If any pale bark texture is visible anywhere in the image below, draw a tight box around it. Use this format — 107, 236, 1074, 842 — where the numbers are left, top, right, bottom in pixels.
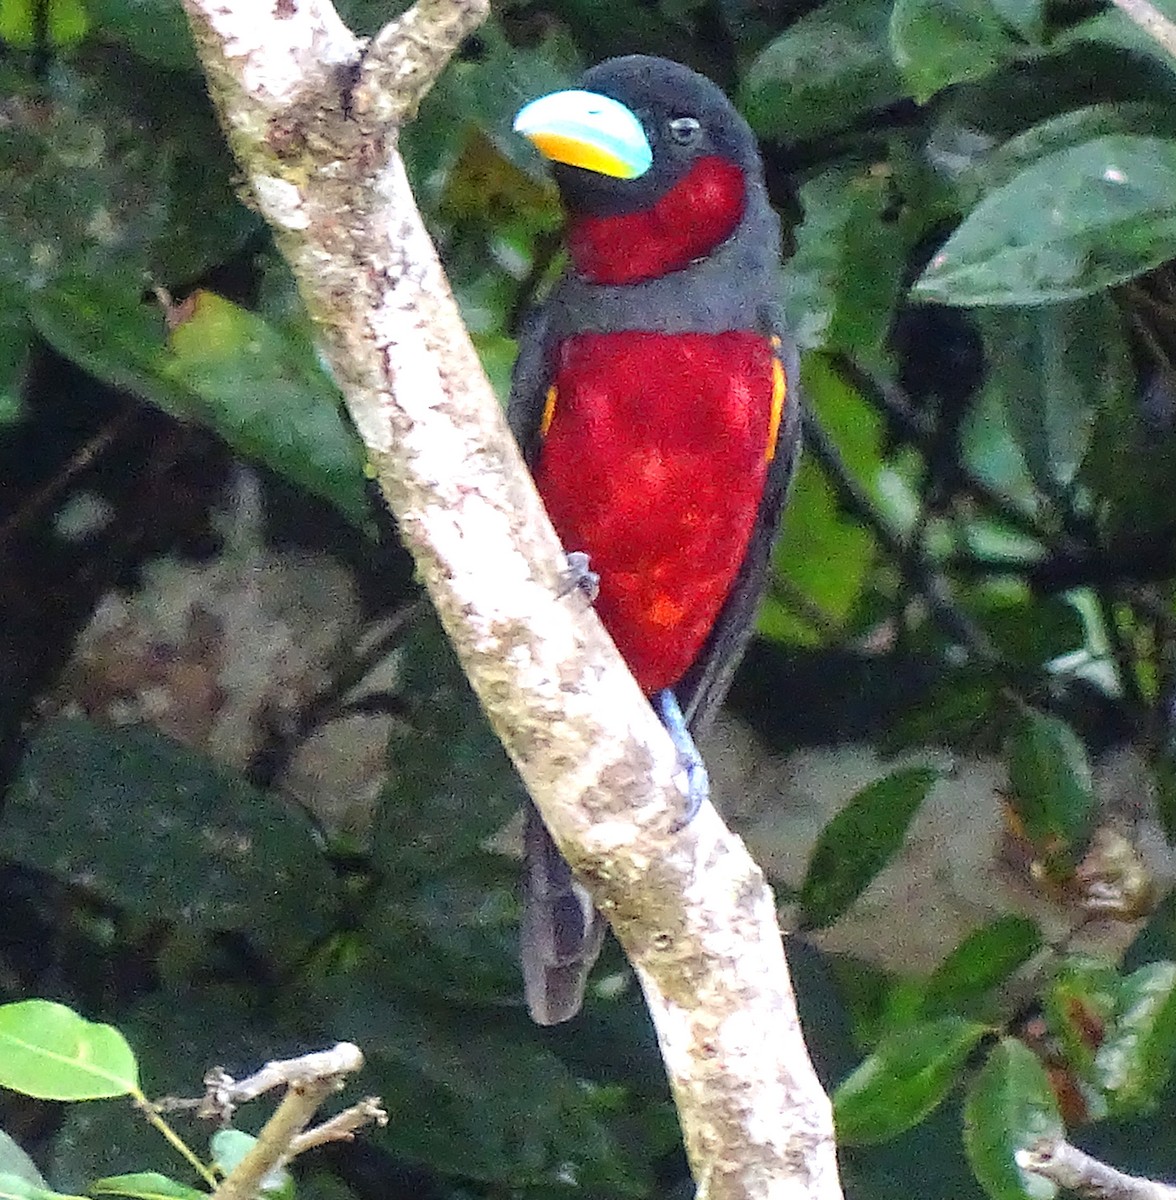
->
1018, 1138, 1176, 1200
178, 0, 841, 1195
211, 1044, 371, 1200
1109, 0, 1176, 63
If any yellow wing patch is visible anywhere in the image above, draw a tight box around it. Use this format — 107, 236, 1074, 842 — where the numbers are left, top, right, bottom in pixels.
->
766, 336, 787, 463
540, 384, 558, 438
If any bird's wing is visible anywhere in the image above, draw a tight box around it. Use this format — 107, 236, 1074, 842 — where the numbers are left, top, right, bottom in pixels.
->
507, 306, 556, 469
508, 302, 607, 1024
676, 312, 801, 734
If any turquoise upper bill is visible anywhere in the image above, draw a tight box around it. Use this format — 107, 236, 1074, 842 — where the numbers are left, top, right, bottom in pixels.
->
513, 89, 653, 180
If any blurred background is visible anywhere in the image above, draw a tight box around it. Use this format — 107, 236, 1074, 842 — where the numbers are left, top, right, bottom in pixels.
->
4, 0, 1176, 1195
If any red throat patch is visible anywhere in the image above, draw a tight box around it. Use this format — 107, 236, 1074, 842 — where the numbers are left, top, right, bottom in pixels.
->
567, 157, 747, 285
535, 330, 782, 694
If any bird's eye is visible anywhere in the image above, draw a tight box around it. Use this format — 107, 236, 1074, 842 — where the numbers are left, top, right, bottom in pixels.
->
667, 116, 701, 145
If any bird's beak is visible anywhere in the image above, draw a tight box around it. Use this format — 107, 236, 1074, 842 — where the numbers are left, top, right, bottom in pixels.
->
513, 89, 653, 180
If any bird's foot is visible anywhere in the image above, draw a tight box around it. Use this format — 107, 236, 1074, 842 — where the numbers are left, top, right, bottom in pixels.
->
559, 550, 600, 604
654, 689, 709, 828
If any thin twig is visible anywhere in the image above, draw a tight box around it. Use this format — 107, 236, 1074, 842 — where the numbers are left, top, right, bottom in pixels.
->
1109, 0, 1176, 62
132, 1092, 219, 1188
201, 1043, 364, 1121
210, 1045, 366, 1200
287, 1098, 389, 1156
1018, 1137, 1176, 1200
0, 405, 138, 549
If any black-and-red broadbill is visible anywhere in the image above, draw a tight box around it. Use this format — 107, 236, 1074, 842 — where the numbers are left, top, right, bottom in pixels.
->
510, 56, 800, 1024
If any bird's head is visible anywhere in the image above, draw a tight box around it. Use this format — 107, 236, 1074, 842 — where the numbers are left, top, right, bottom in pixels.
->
514, 57, 767, 284
514, 55, 761, 216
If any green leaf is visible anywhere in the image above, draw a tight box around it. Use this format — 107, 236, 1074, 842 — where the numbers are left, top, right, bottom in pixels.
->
91, 1174, 206, 1200
782, 162, 915, 357
1043, 957, 1118, 1087
960, 367, 1038, 512
958, 103, 1176, 210
1004, 708, 1096, 875
916, 136, 1176, 305
372, 620, 522, 882
1080, 340, 1176, 539
883, 664, 1004, 753
963, 1039, 1063, 1200
209, 1131, 254, 1176
834, 1016, 988, 1143
891, 0, 1025, 103
764, 356, 881, 645
973, 591, 1083, 672
0, 302, 30, 426
740, 0, 906, 141
799, 767, 939, 929
0, 1001, 138, 1101
0, 55, 252, 294
0, 1131, 45, 1188
1155, 752, 1176, 844
1060, 0, 1176, 74
0, 0, 88, 49
50, 0, 88, 44
976, 294, 1130, 491
826, 956, 905, 1049
473, 332, 519, 404
85, 0, 199, 67
1096, 960, 1176, 1115
327, 972, 644, 1192
987, 0, 1043, 41
0, 1175, 65, 1200
4, 718, 337, 957
27, 279, 190, 417
363, 854, 522, 1006
50, 991, 295, 1189
210, 1133, 290, 1199
31, 277, 371, 535
160, 292, 371, 530
762, 463, 873, 647
924, 917, 1043, 1016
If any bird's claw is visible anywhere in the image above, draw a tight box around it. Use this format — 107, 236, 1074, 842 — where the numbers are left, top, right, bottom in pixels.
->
654, 689, 709, 828
559, 550, 600, 604
673, 757, 709, 830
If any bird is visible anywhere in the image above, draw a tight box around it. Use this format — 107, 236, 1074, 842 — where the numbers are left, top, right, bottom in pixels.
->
509, 55, 800, 1024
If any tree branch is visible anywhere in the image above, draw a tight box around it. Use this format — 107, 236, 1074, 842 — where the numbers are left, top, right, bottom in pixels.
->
1109, 0, 1176, 63
179, 1, 840, 1194
1017, 1138, 1176, 1200
201, 1044, 366, 1118
211, 1045, 367, 1200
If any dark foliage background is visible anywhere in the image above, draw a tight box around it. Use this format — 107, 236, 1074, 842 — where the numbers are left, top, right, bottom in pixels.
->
4, 0, 1176, 1196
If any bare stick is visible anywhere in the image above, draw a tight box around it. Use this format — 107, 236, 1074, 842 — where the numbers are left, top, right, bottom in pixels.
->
213, 1081, 345, 1200
208, 1045, 366, 1200
201, 1044, 365, 1120
287, 1099, 389, 1156
1018, 1138, 1176, 1200
1109, 0, 1176, 63
178, 1, 840, 1195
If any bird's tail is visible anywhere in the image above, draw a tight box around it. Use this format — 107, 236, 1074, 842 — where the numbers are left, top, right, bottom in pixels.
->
520, 801, 606, 1024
